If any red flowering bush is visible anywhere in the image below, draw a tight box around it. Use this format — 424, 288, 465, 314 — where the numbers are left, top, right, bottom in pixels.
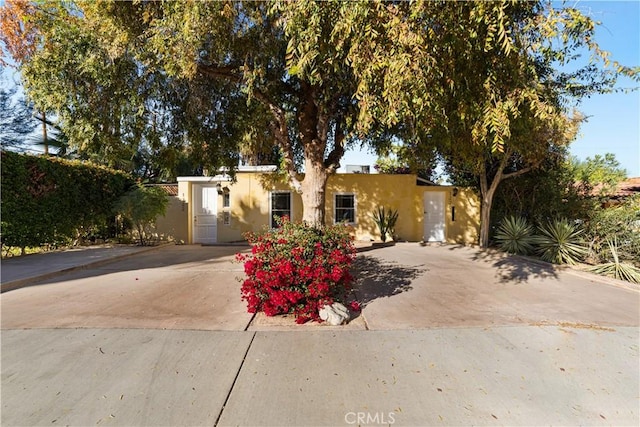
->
236, 217, 356, 324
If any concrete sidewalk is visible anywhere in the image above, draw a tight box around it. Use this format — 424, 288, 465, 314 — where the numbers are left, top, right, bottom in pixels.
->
2, 327, 638, 426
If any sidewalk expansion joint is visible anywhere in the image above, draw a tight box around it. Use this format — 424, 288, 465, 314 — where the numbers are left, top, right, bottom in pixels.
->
214, 331, 256, 427
244, 311, 257, 332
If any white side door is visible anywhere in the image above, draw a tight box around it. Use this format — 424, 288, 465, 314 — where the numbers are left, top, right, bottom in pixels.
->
423, 191, 446, 242
193, 184, 218, 244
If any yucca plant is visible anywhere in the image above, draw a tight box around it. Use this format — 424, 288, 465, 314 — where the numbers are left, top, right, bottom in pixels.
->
372, 207, 399, 242
536, 218, 588, 265
586, 237, 640, 284
494, 216, 535, 255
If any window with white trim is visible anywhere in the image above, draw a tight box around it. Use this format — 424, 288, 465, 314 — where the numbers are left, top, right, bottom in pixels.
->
222, 192, 231, 225
223, 211, 231, 225
334, 194, 356, 224
270, 191, 291, 228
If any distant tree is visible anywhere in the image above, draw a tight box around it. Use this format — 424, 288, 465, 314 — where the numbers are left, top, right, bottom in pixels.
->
572, 153, 627, 195
374, 141, 437, 182
0, 69, 37, 151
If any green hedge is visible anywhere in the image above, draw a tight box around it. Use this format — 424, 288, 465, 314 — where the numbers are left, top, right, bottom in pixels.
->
1, 151, 134, 250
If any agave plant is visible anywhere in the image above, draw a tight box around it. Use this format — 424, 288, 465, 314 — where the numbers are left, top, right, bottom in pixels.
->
372, 206, 399, 242
536, 218, 588, 265
494, 216, 535, 255
586, 237, 640, 284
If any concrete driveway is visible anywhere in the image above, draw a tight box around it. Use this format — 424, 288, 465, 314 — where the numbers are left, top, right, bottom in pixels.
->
352, 243, 639, 330
1, 245, 254, 331
1, 243, 638, 426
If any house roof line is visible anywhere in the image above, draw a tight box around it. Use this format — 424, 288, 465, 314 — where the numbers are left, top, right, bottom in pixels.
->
416, 176, 437, 186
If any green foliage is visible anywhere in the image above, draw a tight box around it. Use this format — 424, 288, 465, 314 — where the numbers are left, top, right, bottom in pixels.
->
495, 216, 536, 255
374, 142, 437, 182
0, 151, 134, 251
585, 194, 640, 264
536, 218, 588, 265
114, 185, 169, 245
586, 237, 640, 284
571, 153, 627, 195
491, 147, 593, 229
372, 207, 399, 243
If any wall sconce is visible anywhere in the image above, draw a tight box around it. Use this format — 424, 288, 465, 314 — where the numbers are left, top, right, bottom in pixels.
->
216, 183, 223, 194
452, 187, 459, 197
222, 186, 230, 195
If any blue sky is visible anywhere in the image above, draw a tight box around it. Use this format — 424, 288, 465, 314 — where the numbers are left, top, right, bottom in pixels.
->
341, 1, 640, 177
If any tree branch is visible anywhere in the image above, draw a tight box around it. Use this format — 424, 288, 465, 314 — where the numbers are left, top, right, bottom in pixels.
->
324, 118, 345, 173
196, 64, 243, 83
197, 63, 304, 190
264, 102, 302, 193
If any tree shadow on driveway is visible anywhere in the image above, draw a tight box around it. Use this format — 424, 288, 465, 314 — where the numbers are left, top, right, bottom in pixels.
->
446, 244, 559, 284
350, 255, 427, 308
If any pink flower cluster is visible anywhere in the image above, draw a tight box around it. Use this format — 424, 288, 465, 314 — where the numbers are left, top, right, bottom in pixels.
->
237, 217, 356, 323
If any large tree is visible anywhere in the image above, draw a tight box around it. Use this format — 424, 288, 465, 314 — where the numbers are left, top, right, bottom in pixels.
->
380, 2, 637, 247
1, 0, 445, 224
3, 0, 636, 232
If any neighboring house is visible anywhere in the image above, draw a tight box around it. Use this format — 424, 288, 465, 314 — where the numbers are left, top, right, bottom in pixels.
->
159, 166, 479, 245
600, 177, 640, 207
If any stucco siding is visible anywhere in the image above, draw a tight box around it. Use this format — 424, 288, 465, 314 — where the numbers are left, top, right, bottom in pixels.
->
173, 172, 479, 245
153, 196, 188, 242
327, 174, 421, 241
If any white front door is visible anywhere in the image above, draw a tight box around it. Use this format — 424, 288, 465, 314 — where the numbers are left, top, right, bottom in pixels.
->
193, 184, 218, 244
423, 191, 446, 242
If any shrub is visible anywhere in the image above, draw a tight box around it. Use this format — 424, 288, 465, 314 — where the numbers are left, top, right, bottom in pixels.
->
494, 216, 535, 255
236, 217, 356, 324
585, 194, 640, 265
114, 185, 169, 245
372, 206, 399, 242
536, 218, 588, 265
586, 237, 640, 284
0, 151, 133, 253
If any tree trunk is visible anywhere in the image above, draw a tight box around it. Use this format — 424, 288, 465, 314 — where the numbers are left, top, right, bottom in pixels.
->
478, 149, 535, 248
301, 157, 329, 226
42, 111, 48, 155
478, 157, 502, 248
479, 188, 497, 248
250, 82, 345, 228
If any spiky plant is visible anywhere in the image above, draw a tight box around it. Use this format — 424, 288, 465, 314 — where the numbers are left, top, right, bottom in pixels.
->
586, 237, 640, 284
536, 218, 588, 265
372, 207, 399, 242
494, 216, 535, 255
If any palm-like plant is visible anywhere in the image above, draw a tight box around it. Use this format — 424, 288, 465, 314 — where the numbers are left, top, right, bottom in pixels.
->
372, 207, 399, 242
494, 216, 535, 255
586, 237, 640, 284
536, 218, 588, 265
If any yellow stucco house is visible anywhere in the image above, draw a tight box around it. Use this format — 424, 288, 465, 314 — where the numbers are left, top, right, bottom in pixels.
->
155, 166, 479, 245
